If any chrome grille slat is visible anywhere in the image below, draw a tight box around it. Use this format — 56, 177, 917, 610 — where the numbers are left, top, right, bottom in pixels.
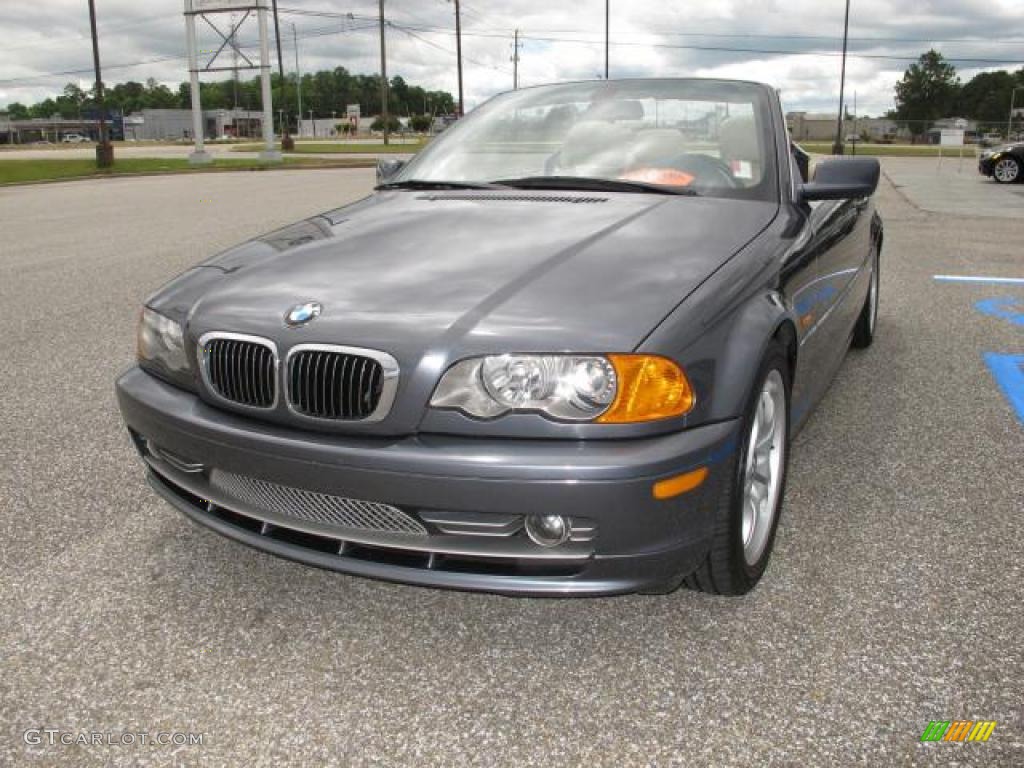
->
231, 340, 242, 402
326, 353, 340, 417
202, 335, 277, 409
342, 356, 354, 421
211, 470, 428, 536
241, 343, 251, 405
288, 348, 384, 421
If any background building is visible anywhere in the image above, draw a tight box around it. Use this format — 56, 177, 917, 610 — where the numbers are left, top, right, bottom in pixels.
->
123, 108, 265, 140
787, 111, 909, 143
0, 110, 124, 143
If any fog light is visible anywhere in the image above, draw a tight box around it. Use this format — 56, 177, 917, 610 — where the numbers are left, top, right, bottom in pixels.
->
525, 514, 570, 547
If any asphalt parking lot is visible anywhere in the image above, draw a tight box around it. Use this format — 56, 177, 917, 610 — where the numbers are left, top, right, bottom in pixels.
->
881, 154, 1024, 218
1, 161, 1022, 767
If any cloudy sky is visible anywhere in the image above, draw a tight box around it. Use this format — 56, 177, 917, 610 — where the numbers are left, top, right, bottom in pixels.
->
1, 0, 1022, 117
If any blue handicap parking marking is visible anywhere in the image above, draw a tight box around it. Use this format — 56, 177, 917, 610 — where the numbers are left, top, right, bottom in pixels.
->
942, 284, 1023, 425
984, 354, 1024, 425
976, 296, 1024, 328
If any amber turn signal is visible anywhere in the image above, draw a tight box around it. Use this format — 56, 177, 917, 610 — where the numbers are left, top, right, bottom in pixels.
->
652, 467, 709, 500
597, 355, 695, 424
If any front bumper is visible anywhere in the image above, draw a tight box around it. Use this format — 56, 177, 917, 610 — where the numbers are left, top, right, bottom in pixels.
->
116, 367, 739, 596
979, 157, 996, 177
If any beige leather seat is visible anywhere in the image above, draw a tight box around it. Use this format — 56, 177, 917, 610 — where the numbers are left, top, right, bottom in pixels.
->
718, 115, 761, 183
559, 121, 632, 177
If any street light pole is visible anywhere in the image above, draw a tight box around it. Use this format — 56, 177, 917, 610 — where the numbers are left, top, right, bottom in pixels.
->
852, 90, 857, 156
605, 0, 610, 79
454, 0, 464, 116
290, 22, 302, 138
832, 0, 851, 155
379, 0, 390, 144
1009, 86, 1023, 141
87, 0, 113, 167
512, 29, 520, 90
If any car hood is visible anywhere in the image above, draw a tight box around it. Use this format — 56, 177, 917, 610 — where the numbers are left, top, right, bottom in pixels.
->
173, 190, 777, 356
152, 190, 777, 433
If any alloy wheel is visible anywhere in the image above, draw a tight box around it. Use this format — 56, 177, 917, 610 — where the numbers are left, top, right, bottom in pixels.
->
994, 158, 1020, 183
741, 369, 787, 566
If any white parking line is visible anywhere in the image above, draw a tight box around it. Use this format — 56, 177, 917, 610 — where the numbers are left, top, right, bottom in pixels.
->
934, 275, 1024, 285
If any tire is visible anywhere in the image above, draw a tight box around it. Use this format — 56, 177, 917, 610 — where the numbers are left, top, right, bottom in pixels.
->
684, 340, 791, 595
993, 156, 1021, 184
851, 246, 880, 349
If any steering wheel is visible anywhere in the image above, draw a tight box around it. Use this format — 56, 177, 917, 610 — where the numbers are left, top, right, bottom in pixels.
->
662, 153, 740, 188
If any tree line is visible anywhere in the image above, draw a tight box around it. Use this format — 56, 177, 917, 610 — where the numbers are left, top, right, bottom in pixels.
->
894, 50, 1024, 138
3, 67, 456, 123
7, 52, 1022, 139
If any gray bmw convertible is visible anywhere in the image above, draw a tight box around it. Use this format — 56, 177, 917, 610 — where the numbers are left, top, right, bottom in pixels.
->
117, 78, 883, 596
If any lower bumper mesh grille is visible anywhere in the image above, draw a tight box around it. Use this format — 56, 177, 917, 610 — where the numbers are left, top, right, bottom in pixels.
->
210, 470, 427, 536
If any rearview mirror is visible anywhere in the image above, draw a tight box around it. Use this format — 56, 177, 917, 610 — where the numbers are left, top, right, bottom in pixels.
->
800, 157, 880, 202
376, 158, 406, 185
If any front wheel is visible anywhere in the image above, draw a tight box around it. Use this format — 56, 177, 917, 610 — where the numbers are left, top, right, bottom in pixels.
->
993, 156, 1021, 184
684, 341, 791, 595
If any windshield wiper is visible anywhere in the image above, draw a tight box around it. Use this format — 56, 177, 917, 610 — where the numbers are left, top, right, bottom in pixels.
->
376, 179, 505, 191
493, 175, 699, 196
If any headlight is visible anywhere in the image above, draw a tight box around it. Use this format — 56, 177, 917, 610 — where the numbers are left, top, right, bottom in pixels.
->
137, 307, 191, 387
430, 354, 694, 423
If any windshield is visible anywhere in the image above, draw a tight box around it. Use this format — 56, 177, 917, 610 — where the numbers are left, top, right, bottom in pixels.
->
394, 79, 778, 200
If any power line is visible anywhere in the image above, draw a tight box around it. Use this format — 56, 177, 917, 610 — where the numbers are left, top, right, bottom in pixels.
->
465, 25, 1024, 47
391, 24, 511, 74
2, 12, 183, 54
0, 22, 379, 88
394, 23, 1024, 65
4, 7, 1021, 91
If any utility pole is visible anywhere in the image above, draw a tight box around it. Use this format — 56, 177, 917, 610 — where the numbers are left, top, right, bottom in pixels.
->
271, 0, 293, 149
512, 29, 521, 90
291, 22, 303, 138
852, 90, 858, 155
87, 0, 113, 167
379, 0, 390, 144
605, 0, 610, 79
454, 0, 464, 116
832, 0, 851, 155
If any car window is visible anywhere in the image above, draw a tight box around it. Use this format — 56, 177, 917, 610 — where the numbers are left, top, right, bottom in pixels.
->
396, 80, 778, 201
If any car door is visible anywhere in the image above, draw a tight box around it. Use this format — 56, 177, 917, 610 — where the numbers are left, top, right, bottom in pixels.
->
811, 190, 873, 365
782, 140, 874, 419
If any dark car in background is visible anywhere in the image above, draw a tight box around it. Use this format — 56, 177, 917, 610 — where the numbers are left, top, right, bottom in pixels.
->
116, 78, 882, 596
979, 142, 1024, 183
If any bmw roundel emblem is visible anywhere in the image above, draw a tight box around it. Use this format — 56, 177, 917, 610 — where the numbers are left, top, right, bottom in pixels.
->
285, 301, 322, 327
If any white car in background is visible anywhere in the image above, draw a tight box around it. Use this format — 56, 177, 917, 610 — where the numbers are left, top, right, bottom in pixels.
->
61, 133, 88, 143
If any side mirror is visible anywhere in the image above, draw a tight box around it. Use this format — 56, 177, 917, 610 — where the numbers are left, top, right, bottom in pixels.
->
376, 158, 406, 185
800, 157, 880, 202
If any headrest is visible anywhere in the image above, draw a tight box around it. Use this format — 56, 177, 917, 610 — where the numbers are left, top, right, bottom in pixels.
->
560, 120, 631, 170
584, 99, 645, 122
719, 115, 759, 160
